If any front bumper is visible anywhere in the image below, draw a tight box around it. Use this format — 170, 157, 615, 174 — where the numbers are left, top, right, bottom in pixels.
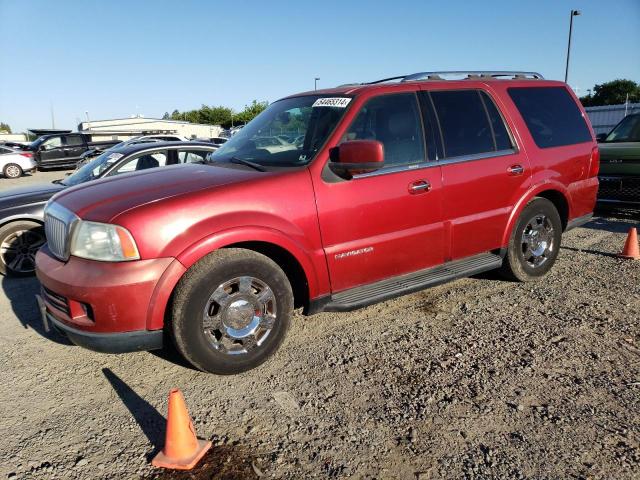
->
35, 246, 181, 352
597, 175, 640, 205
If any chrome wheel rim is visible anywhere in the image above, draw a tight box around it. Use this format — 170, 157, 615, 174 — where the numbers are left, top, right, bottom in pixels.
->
0, 229, 45, 273
521, 214, 555, 268
202, 276, 276, 355
5, 165, 21, 178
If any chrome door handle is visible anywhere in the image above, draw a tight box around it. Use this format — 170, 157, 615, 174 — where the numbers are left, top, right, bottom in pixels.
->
507, 164, 524, 176
409, 180, 431, 194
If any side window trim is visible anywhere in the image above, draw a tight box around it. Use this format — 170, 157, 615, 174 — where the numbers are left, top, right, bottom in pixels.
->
479, 90, 519, 153
478, 91, 498, 151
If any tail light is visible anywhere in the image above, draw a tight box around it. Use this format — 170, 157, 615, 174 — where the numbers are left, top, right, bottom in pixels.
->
588, 146, 600, 178
19, 152, 33, 158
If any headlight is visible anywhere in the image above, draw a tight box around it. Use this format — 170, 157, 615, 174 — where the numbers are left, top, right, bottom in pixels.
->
70, 221, 140, 262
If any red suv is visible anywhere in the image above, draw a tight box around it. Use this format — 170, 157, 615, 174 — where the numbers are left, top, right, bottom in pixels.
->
35, 71, 599, 374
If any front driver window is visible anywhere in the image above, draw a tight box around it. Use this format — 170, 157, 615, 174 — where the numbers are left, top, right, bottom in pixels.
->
343, 93, 426, 167
42, 137, 62, 150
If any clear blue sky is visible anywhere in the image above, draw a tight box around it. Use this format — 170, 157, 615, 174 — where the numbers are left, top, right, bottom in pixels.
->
1, 0, 638, 133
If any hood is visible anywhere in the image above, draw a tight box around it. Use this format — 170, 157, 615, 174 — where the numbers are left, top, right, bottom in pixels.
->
598, 142, 640, 160
0, 182, 65, 209
53, 163, 267, 222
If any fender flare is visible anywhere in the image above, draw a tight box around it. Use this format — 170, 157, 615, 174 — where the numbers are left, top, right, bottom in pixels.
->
500, 181, 570, 247
176, 226, 323, 300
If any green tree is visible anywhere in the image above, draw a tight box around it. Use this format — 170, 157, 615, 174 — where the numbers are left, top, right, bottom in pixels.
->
162, 112, 170, 120
0, 122, 12, 133
165, 101, 268, 129
580, 79, 640, 107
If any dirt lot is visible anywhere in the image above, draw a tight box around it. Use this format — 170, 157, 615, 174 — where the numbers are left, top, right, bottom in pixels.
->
0, 172, 639, 479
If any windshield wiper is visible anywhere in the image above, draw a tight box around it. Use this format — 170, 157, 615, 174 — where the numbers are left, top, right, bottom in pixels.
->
229, 156, 267, 172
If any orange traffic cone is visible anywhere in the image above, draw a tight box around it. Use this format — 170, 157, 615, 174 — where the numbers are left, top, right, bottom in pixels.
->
152, 389, 211, 470
619, 227, 640, 260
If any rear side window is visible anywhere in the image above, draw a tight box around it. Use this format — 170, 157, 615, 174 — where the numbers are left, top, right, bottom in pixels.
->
508, 87, 592, 148
64, 135, 84, 146
430, 90, 512, 158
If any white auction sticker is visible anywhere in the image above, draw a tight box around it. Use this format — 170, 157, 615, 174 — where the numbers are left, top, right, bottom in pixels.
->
312, 97, 351, 108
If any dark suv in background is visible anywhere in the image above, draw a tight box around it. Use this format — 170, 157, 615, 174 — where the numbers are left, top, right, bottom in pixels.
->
597, 113, 640, 206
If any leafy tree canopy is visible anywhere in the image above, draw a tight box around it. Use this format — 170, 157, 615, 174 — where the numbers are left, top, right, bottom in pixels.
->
580, 79, 640, 107
167, 101, 268, 129
0, 122, 12, 133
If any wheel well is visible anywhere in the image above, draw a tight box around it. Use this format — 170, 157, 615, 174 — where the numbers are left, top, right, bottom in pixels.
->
224, 241, 309, 310
535, 190, 569, 231
0, 218, 43, 230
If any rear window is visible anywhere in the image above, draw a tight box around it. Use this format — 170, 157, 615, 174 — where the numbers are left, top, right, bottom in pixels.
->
508, 87, 592, 148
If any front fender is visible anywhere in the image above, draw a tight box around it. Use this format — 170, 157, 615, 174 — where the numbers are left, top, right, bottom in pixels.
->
500, 181, 570, 247
176, 226, 329, 301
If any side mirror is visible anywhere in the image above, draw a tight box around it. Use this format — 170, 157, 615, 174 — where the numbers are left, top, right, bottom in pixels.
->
328, 140, 384, 179
595, 133, 607, 143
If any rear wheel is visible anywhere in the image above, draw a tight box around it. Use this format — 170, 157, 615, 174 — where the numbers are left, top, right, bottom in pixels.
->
3, 163, 23, 179
499, 197, 562, 282
171, 248, 293, 374
0, 221, 46, 277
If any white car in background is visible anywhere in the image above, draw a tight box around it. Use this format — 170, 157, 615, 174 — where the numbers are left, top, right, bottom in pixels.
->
0, 146, 37, 179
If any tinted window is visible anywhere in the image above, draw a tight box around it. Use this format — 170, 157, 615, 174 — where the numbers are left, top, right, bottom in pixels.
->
508, 87, 591, 148
344, 93, 425, 167
64, 135, 84, 146
605, 114, 640, 143
480, 92, 513, 151
112, 151, 168, 175
431, 90, 495, 157
178, 149, 210, 163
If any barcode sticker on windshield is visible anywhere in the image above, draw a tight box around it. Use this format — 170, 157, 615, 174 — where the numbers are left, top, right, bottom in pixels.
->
312, 97, 351, 108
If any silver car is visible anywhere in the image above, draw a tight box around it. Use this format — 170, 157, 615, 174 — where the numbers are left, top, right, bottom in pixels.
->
0, 146, 37, 178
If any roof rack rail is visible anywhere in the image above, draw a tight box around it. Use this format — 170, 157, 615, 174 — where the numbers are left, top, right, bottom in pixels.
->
401, 71, 544, 82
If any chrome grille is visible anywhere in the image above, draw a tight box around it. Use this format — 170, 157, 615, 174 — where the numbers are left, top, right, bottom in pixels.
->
44, 214, 68, 260
43, 202, 78, 261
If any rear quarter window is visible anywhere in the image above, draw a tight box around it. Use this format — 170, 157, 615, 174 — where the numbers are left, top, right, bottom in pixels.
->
508, 86, 592, 148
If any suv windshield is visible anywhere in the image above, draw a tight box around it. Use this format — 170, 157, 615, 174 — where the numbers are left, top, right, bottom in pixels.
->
210, 95, 352, 167
61, 150, 125, 186
605, 114, 640, 143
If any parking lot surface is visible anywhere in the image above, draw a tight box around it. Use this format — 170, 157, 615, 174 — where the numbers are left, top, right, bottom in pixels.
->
0, 172, 639, 479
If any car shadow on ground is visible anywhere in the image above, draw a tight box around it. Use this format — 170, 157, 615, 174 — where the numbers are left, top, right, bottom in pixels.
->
149, 342, 199, 371
585, 209, 640, 233
102, 368, 165, 459
1, 275, 72, 345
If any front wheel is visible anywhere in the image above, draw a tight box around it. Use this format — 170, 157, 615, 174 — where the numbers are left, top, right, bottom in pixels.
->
0, 221, 46, 276
499, 197, 562, 282
171, 248, 293, 374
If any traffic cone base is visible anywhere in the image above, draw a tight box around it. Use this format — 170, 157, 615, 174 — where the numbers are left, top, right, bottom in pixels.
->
152, 438, 211, 470
619, 227, 640, 260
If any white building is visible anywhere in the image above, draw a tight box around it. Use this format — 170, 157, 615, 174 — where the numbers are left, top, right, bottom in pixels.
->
77, 116, 223, 140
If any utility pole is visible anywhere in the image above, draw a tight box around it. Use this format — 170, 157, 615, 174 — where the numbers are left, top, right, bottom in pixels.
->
314, 77, 320, 90
50, 102, 55, 129
564, 10, 581, 83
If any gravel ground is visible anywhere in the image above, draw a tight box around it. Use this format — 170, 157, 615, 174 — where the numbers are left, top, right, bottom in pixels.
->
0, 172, 639, 479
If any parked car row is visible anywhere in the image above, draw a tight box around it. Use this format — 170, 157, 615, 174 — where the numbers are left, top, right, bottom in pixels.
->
0, 141, 217, 276
23, 71, 600, 375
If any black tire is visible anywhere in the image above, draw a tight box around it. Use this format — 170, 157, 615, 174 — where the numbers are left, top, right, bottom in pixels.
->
171, 248, 293, 374
499, 197, 562, 282
3, 163, 23, 179
0, 221, 46, 277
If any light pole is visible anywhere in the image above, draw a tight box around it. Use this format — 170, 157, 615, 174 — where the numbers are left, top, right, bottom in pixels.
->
85, 110, 90, 130
314, 77, 320, 90
564, 9, 581, 83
